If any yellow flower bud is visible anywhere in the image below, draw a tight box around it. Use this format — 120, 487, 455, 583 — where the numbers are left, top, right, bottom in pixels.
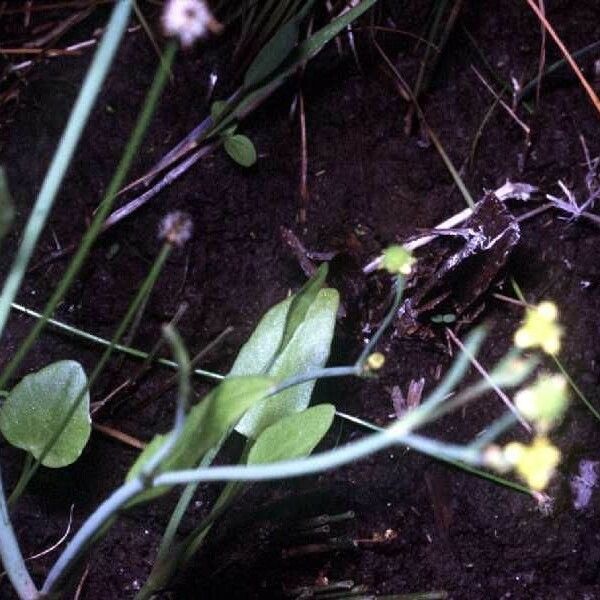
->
380, 245, 415, 276
366, 352, 386, 371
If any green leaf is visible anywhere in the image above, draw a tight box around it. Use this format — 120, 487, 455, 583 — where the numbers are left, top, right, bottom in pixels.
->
295, 0, 378, 63
0, 360, 90, 468
235, 288, 339, 438
230, 264, 329, 377
243, 16, 301, 89
210, 100, 228, 122
211, 101, 237, 136
243, 0, 321, 89
279, 263, 328, 356
126, 375, 275, 502
224, 134, 257, 167
230, 296, 293, 377
0, 167, 14, 244
247, 404, 335, 465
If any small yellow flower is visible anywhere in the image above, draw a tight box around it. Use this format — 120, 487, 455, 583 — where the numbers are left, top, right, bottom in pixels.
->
503, 437, 561, 490
515, 374, 568, 433
514, 301, 562, 355
380, 245, 415, 276
366, 352, 386, 371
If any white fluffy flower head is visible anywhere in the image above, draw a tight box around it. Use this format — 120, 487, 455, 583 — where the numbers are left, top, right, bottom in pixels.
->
162, 0, 222, 48
158, 211, 193, 247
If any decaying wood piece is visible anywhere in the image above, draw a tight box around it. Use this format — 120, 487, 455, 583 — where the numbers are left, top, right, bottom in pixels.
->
395, 192, 520, 341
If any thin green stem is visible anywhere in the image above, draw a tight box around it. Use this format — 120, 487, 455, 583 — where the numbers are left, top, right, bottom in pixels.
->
553, 355, 600, 422
42, 480, 144, 595
138, 444, 245, 600
469, 411, 518, 449
272, 365, 359, 396
0, 41, 178, 392
0, 0, 133, 339
154, 439, 223, 565
373, 36, 474, 209
149, 426, 448, 486
10, 302, 222, 381
139, 324, 191, 477
425, 123, 475, 209
398, 328, 485, 432
519, 40, 600, 101
8, 244, 172, 506
336, 412, 479, 463
357, 276, 404, 365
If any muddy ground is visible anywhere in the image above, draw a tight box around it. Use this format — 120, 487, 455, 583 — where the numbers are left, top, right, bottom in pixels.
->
1, 1, 600, 598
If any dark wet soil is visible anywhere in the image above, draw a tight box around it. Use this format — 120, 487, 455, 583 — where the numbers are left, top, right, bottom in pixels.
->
1, 1, 600, 599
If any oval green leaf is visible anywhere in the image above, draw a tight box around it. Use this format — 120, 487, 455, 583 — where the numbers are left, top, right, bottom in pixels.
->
224, 134, 257, 167
247, 404, 335, 465
0, 360, 91, 468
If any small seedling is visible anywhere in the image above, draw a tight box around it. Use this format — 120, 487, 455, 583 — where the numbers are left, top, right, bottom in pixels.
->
210, 100, 258, 167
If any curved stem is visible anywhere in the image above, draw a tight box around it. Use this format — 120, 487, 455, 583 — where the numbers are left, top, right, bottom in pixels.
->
0, 467, 38, 600
41, 480, 143, 596
149, 427, 434, 486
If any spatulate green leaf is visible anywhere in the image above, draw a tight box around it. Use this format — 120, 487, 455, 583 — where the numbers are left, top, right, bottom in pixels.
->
247, 404, 335, 465
295, 0, 378, 63
230, 296, 293, 377
0, 360, 91, 468
236, 288, 339, 438
210, 100, 228, 122
230, 264, 329, 378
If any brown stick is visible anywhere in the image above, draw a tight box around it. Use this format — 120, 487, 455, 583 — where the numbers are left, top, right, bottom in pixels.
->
298, 91, 309, 224
524, 0, 600, 115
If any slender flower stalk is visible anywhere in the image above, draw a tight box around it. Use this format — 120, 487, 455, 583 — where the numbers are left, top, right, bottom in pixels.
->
0, 0, 133, 340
